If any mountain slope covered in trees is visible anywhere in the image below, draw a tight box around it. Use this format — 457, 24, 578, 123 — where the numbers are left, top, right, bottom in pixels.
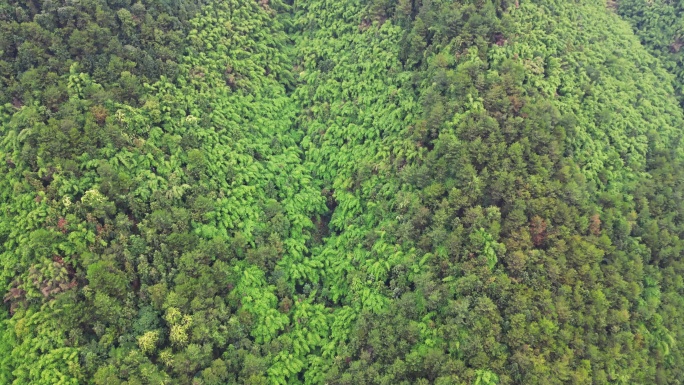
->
618, 0, 684, 105
0, 0, 683, 384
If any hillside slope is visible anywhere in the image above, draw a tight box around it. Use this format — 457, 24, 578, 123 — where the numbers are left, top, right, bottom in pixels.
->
0, 0, 683, 384
291, 0, 684, 383
617, 0, 684, 105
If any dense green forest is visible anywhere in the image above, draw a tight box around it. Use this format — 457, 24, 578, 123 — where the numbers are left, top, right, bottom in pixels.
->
1, 0, 683, 384
618, 0, 684, 104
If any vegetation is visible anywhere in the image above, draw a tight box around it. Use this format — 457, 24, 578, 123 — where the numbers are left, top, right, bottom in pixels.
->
618, 0, 684, 105
0, 0, 683, 384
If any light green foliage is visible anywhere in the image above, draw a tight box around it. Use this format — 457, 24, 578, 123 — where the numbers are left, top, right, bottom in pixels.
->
475, 369, 499, 385
473, 228, 501, 270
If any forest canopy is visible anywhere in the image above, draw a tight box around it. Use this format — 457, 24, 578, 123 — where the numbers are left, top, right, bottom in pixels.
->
1, 0, 683, 384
